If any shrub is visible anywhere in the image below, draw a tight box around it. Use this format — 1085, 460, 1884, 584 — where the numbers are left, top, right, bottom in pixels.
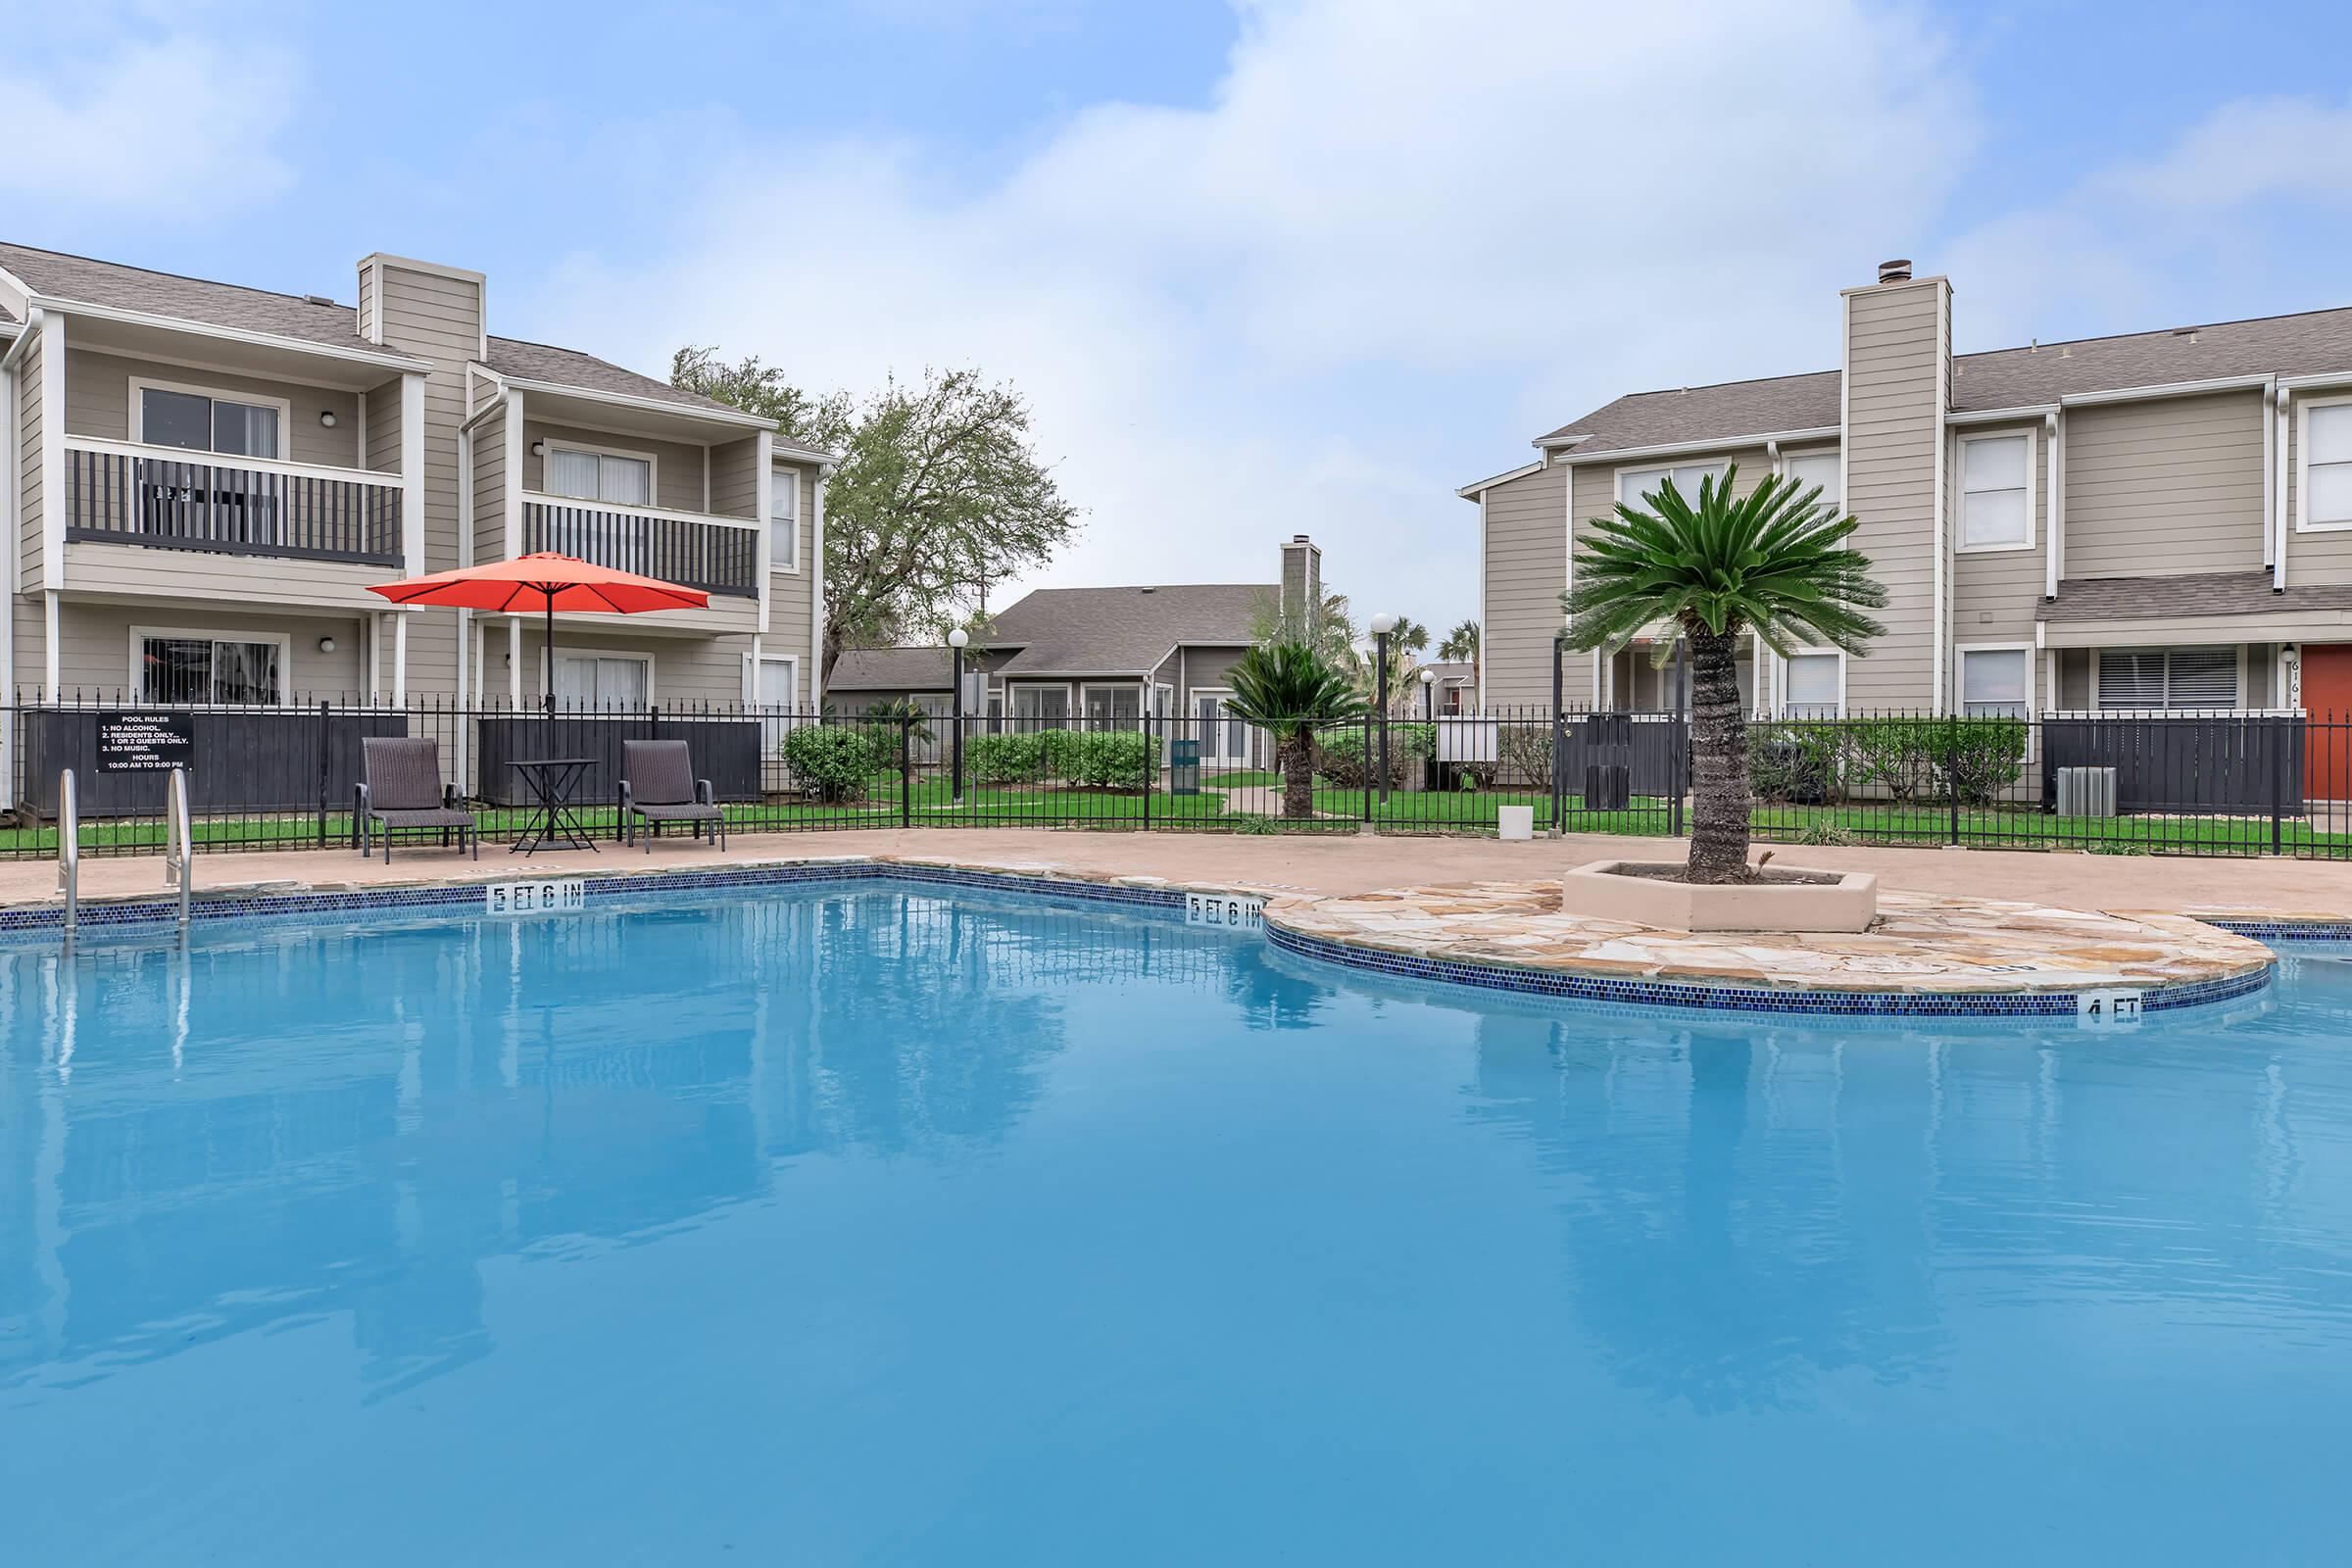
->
1937, 716, 2029, 807
1847, 718, 1942, 804
1749, 722, 1842, 805
782, 723, 883, 802
1070, 730, 1162, 790
968, 732, 1043, 785
1313, 723, 1435, 789
1036, 727, 1085, 780
1843, 716, 2026, 808
1495, 722, 1555, 790
1797, 819, 1856, 847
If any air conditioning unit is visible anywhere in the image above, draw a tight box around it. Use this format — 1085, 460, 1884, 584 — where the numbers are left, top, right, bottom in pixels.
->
2056, 765, 2119, 818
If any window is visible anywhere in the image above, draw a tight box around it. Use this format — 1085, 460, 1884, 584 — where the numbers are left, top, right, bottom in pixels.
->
1784, 651, 1841, 718
136, 383, 284, 460
138, 633, 283, 705
1960, 648, 2031, 718
546, 445, 654, 507
769, 466, 800, 570
1784, 452, 1840, 508
2097, 647, 2238, 711
553, 655, 650, 710
2306, 402, 2352, 530
1011, 686, 1070, 723
1618, 462, 1728, 505
1082, 684, 1143, 730
1960, 433, 2032, 549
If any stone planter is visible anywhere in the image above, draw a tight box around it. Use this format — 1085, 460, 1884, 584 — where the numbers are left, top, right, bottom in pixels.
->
1559, 859, 1878, 933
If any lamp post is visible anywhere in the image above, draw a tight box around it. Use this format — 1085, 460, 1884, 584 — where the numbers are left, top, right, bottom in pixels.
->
1369, 612, 1396, 804
948, 627, 969, 807
1420, 664, 1438, 793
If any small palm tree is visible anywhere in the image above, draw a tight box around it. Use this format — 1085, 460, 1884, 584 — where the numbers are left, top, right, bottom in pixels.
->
1564, 466, 1885, 883
1438, 619, 1480, 688
1224, 641, 1367, 819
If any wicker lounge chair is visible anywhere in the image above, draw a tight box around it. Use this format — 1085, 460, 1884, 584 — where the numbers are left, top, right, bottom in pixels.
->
356, 737, 477, 862
619, 740, 726, 852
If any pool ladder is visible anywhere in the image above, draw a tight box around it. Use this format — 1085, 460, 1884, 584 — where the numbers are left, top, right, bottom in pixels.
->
54, 765, 193, 952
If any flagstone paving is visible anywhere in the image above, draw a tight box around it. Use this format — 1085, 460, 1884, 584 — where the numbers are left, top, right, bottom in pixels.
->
1262, 880, 2278, 998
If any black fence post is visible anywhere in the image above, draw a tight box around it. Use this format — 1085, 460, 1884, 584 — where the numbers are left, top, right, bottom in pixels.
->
1549, 638, 1566, 837
316, 698, 331, 848
901, 711, 913, 828
2272, 713, 2285, 856
1361, 714, 1374, 823
1947, 715, 1962, 846
1141, 711, 1152, 832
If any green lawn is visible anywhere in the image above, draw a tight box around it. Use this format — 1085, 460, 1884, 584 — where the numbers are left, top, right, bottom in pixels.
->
8, 772, 2346, 858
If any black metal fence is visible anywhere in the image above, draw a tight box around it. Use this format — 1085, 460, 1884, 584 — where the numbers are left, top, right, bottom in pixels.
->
5, 691, 2349, 860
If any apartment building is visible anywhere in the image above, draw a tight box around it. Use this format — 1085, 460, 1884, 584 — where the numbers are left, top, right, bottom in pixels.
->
1464, 260, 2352, 729
0, 242, 831, 726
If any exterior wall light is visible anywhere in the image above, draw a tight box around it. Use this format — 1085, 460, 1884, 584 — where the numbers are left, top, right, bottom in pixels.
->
318, 637, 337, 654
319, 411, 338, 428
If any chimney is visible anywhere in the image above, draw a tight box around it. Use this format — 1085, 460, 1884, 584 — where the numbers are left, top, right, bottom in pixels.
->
1877, 258, 1913, 284
1280, 533, 1322, 631
1841, 260, 1951, 711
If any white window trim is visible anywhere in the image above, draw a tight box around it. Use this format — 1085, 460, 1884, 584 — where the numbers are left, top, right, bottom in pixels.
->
541, 437, 661, 508
769, 462, 803, 574
752, 651, 800, 709
127, 624, 294, 706
1615, 459, 1731, 506
1190, 684, 1250, 765
540, 647, 658, 707
1956, 428, 2036, 554
1776, 647, 1847, 718
1079, 681, 1145, 724
1008, 680, 1076, 720
128, 375, 293, 461
1954, 641, 2036, 718
2296, 393, 2352, 533
2087, 645, 2245, 713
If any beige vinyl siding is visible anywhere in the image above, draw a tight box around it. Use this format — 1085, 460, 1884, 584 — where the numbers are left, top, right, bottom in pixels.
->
709, 436, 760, 519
2064, 391, 2266, 578
62, 541, 397, 614
1951, 420, 2047, 649
371, 263, 483, 698
764, 459, 814, 665
469, 396, 507, 568
1479, 462, 1568, 708
64, 350, 361, 467
1841, 279, 1945, 710
365, 376, 403, 474
522, 419, 707, 514
2285, 393, 2352, 586
1174, 644, 1250, 710
18, 328, 41, 595
46, 601, 367, 699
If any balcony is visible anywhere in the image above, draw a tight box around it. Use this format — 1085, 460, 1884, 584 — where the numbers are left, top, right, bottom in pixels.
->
64, 437, 403, 566
520, 494, 760, 599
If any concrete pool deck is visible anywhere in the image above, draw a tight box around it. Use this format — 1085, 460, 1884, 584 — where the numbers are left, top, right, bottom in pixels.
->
9, 825, 2352, 923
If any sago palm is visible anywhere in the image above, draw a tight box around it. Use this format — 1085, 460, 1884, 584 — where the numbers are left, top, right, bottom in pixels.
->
1224, 641, 1366, 820
1562, 466, 1885, 883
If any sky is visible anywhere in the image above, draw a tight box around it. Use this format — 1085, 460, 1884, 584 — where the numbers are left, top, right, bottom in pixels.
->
11, 0, 2352, 634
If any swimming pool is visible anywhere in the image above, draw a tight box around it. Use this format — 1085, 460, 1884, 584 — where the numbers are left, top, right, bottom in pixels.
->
4, 880, 2349, 1564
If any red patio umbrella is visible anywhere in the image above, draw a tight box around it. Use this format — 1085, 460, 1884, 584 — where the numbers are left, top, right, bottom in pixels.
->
368, 553, 709, 710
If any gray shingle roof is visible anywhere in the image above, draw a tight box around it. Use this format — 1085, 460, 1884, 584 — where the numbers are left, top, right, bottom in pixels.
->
2038, 571, 2352, 622
988, 583, 1267, 675
0, 240, 758, 421
826, 647, 959, 692
483, 336, 753, 420
0, 240, 387, 354
1535, 300, 2352, 460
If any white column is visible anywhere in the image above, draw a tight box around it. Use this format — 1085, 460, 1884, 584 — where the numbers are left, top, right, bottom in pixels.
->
507, 618, 522, 707
38, 315, 65, 602
42, 591, 59, 705
400, 372, 426, 578
392, 611, 410, 705
367, 613, 382, 701
503, 391, 525, 560
810, 462, 831, 707
755, 431, 774, 634
2276, 389, 2293, 592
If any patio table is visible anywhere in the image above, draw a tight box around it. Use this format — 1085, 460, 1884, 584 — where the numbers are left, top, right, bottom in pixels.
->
511, 757, 600, 856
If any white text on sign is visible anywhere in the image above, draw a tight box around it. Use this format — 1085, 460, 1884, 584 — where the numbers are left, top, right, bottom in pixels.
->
1185, 892, 1265, 930
485, 879, 587, 916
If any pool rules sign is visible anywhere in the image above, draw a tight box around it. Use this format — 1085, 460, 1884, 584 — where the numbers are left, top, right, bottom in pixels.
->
96, 711, 195, 773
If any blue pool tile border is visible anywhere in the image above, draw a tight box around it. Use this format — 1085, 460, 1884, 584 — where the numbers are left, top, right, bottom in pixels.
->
0, 858, 2309, 1018
1262, 920, 2276, 1019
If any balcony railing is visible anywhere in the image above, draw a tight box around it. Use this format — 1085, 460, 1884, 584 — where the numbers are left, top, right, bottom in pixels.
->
64, 437, 404, 566
521, 495, 760, 599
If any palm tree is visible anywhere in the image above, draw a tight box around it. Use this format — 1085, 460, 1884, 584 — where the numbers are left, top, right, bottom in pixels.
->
1563, 466, 1885, 883
1438, 619, 1480, 687
1224, 642, 1367, 819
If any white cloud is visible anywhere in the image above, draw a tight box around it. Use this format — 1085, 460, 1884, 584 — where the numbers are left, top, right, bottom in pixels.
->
528, 0, 1977, 630
0, 15, 297, 218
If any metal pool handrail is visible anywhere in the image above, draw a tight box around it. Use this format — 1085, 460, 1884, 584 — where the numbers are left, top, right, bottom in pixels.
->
56, 767, 77, 950
164, 764, 193, 933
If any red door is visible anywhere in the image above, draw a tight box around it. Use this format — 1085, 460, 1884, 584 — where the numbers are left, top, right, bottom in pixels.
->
2304, 646, 2352, 801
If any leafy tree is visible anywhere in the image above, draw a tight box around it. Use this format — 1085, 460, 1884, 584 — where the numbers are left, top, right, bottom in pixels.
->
1223, 642, 1367, 819
1563, 467, 1885, 883
1249, 583, 1356, 666
674, 350, 1081, 680
1438, 619, 1480, 686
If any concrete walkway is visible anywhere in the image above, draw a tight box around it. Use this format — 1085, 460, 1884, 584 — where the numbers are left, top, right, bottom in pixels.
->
14, 826, 2352, 919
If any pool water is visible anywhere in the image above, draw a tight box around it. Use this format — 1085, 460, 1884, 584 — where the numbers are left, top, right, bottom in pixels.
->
4, 885, 2350, 1564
